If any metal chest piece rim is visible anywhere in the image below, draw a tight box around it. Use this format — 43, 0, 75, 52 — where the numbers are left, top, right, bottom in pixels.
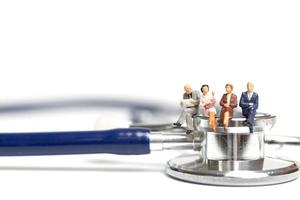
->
165, 153, 300, 186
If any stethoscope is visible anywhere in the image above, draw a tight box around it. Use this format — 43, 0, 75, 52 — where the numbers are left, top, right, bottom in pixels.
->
0, 97, 299, 186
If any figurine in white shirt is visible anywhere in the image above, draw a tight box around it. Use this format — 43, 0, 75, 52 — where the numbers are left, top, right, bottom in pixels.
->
173, 84, 200, 134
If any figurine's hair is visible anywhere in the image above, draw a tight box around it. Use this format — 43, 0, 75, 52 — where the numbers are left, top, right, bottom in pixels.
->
247, 82, 254, 87
201, 84, 209, 93
225, 83, 233, 90
184, 84, 192, 89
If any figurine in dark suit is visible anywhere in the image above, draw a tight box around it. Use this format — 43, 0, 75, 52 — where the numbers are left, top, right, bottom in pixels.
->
239, 82, 259, 133
219, 83, 238, 132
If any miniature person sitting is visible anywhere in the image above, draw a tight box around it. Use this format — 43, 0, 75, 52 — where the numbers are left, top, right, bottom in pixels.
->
199, 84, 217, 132
219, 83, 237, 132
239, 82, 259, 133
173, 84, 200, 134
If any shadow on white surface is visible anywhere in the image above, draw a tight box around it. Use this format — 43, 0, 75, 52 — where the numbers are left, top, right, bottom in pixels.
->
0, 158, 166, 173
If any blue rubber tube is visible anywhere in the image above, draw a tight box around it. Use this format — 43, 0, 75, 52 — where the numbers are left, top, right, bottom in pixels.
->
0, 128, 151, 156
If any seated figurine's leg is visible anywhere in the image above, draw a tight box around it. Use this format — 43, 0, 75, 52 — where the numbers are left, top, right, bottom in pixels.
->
208, 112, 213, 129
213, 112, 217, 131
242, 109, 250, 127
223, 111, 229, 133
174, 109, 187, 126
247, 109, 256, 133
185, 108, 196, 134
242, 108, 248, 119
208, 111, 217, 132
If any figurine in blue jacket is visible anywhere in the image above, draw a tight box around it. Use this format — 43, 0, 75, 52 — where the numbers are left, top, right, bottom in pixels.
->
239, 82, 259, 133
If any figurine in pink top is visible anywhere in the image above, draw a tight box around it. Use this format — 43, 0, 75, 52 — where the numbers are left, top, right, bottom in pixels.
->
199, 85, 217, 132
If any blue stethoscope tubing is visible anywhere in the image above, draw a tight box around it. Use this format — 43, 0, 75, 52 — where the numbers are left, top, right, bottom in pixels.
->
0, 128, 151, 156
0, 98, 175, 156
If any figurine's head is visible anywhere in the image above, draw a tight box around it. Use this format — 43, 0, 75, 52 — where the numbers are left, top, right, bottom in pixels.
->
184, 84, 193, 94
201, 85, 209, 94
225, 83, 233, 93
247, 82, 254, 93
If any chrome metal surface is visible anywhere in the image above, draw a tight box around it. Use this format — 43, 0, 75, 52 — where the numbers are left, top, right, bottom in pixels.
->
206, 131, 265, 160
131, 123, 204, 151
166, 153, 300, 186
149, 133, 196, 151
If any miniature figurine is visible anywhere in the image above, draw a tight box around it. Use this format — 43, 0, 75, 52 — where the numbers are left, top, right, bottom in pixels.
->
219, 83, 237, 132
173, 84, 200, 134
239, 82, 259, 133
199, 84, 217, 132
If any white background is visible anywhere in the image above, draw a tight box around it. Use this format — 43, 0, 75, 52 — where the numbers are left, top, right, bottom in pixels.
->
0, 0, 300, 199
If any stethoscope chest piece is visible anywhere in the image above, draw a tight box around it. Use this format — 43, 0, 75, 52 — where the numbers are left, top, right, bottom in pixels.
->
166, 113, 300, 186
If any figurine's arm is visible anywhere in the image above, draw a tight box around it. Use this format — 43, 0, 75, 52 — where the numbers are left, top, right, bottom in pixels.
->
231, 94, 238, 108
219, 95, 225, 107
199, 96, 205, 107
180, 94, 186, 107
253, 94, 259, 110
211, 94, 216, 105
191, 91, 200, 105
239, 93, 249, 108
